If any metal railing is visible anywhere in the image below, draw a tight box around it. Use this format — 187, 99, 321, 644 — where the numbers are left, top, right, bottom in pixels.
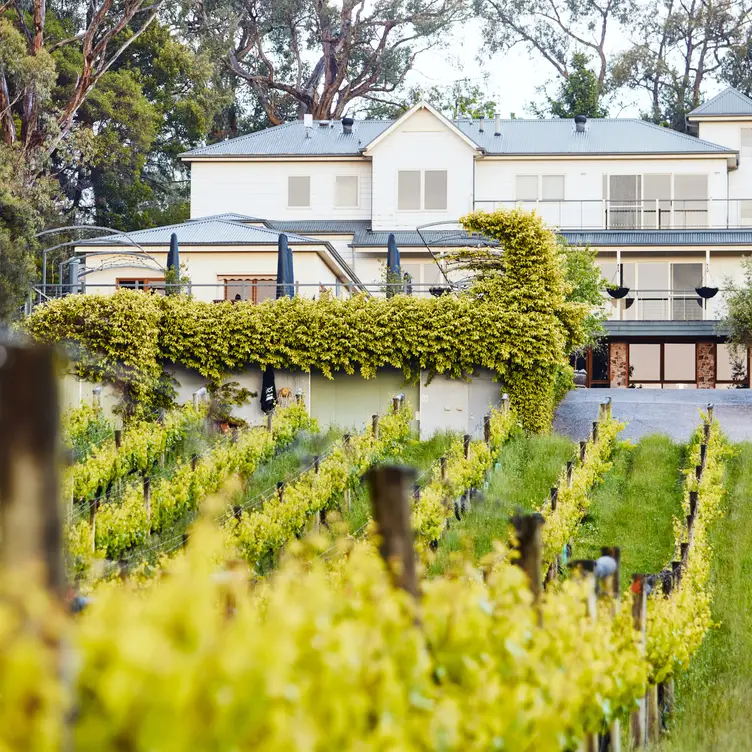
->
31, 280, 457, 308
473, 198, 752, 230
605, 289, 723, 321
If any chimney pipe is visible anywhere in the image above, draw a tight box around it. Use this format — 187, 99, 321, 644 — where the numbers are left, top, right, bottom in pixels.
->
479, 118, 484, 133
574, 114, 588, 133
342, 116, 354, 135
494, 112, 501, 136
304, 112, 313, 138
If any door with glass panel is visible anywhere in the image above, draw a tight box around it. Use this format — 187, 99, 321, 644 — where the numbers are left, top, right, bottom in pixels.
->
671, 263, 703, 321
606, 175, 640, 228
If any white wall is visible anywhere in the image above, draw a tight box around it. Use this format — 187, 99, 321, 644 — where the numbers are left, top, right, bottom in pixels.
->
190, 160, 372, 221
369, 109, 476, 231
476, 157, 730, 229
80, 245, 343, 302
697, 119, 752, 225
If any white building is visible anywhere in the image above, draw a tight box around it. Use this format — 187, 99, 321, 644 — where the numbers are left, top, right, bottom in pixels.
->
75, 87, 752, 388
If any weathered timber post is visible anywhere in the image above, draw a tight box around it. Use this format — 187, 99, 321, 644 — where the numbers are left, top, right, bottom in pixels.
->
550, 486, 558, 512
114, 429, 122, 449
191, 455, 198, 472
440, 456, 447, 482
277, 482, 284, 503
689, 490, 698, 519
314, 455, 320, 474
463, 433, 471, 459
580, 440, 587, 462
0, 342, 65, 595
511, 512, 544, 607
695, 464, 703, 481
700, 443, 707, 469
372, 414, 379, 439
90, 498, 100, 554
566, 460, 574, 488
592, 420, 599, 443
483, 414, 491, 445
671, 560, 683, 589
392, 396, 400, 413
630, 574, 648, 749
143, 476, 151, 520
366, 465, 418, 599
707, 402, 714, 422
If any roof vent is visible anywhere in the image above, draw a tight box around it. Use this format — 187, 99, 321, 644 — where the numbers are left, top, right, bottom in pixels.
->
574, 114, 588, 133
479, 118, 484, 133
318, 120, 329, 127
342, 116, 355, 135
494, 112, 501, 136
303, 112, 313, 138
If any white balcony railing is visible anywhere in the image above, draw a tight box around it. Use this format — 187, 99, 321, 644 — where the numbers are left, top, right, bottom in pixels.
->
605, 289, 722, 321
474, 199, 752, 231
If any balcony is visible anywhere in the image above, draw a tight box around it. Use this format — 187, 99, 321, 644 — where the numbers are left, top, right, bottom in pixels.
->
604, 289, 724, 322
473, 199, 752, 230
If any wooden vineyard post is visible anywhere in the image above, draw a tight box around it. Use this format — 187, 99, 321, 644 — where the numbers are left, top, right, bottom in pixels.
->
511, 513, 544, 607
372, 414, 379, 439
592, 420, 599, 443
483, 414, 491, 445
143, 475, 151, 520
580, 441, 587, 462
545, 488, 559, 584
114, 428, 122, 449
566, 460, 574, 488
707, 402, 714, 423
0, 342, 65, 596
658, 571, 675, 732
440, 456, 447, 482
191, 455, 198, 472
463, 434, 471, 459
630, 574, 648, 749
699, 443, 707, 469
392, 396, 400, 413
366, 465, 418, 599
647, 681, 660, 743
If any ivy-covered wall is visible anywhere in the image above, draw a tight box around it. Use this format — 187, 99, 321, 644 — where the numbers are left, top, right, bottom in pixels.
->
25, 210, 589, 432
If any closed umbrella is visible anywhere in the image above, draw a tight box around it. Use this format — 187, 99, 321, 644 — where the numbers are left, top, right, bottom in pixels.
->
166, 232, 180, 295
386, 233, 401, 298
276, 233, 295, 298
260, 364, 277, 414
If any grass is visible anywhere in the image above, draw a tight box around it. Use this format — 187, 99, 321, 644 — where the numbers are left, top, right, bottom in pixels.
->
344, 431, 458, 534
655, 442, 752, 751
573, 435, 686, 591
429, 433, 574, 574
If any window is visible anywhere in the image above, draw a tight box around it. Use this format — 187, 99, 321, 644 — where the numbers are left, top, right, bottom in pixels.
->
642, 174, 671, 228
741, 128, 752, 158
424, 170, 448, 210
607, 175, 641, 228
397, 170, 447, 211
541, 175, 565, 201
664, 344, 696, 381
718, 344, 748, 383
288, 176, 311, 207
116, 278, 164, 294
335, 175, 358, 207
630, 344, 661, 381
516, 175, 539, 201
674, 174, 707, 228
221, 277, 276, 303
398, 171, 421, 210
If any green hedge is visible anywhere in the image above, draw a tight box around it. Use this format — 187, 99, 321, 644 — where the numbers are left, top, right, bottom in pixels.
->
26, 210, 588, 432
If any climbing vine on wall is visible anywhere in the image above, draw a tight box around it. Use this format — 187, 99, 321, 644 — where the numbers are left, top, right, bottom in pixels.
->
25, 210, 588, 432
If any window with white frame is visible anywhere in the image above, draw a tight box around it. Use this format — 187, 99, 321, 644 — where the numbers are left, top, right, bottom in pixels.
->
335, 175, 358, 207
288, 176, 311, 208
741, 128, 752, 158
515, 175, 565, 201
397, 170, 447, 210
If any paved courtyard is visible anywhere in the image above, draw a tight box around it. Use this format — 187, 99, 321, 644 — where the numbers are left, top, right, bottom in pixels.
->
554, 389, 752, 442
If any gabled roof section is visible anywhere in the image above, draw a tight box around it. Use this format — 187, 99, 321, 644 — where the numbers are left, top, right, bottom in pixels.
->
688, 87, 752, 118
361, 100, 482, 154
181, 115, 735, 159
81, 219, 321, 246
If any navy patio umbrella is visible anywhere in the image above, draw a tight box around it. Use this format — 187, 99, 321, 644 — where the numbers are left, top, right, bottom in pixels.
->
276, 233, 295, 299
166, 232, 180, 295
386, 233, 401, 298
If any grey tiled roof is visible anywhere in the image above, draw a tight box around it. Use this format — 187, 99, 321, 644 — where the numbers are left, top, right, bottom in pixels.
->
688, 87, 752, 117
82, 219, 321, 246
182, 116, 734, 158
351, 229, 490, 248
188, 212, 264, 223
561, 229, 752, 246
265, 219, 372, 234
604, 320, 724, 337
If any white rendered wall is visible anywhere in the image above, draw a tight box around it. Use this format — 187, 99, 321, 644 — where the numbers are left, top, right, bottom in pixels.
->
369, 109, 476, 230
189, 160, 372, 221
475, 156, 730, 228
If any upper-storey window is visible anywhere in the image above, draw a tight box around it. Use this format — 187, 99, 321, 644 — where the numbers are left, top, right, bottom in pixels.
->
288, 176, 311, 208
515, 175, 565, 201
742, 128, 752, 158
397, 170, 447, 211
335, 175, 359, 207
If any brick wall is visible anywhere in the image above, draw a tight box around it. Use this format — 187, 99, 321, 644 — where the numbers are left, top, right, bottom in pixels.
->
697, 342, 716, 389
609, 342, 628, 388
